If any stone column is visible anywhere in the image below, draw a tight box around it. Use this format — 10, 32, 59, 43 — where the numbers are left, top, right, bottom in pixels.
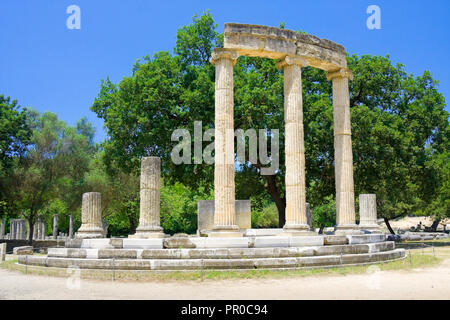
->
359, 194, 380, 232
0, 242, 6, 262
36, 217, 45, 240
0, 219, 5, 239
17, 220, 26, 240
210, 48, 241, 237
10, 220, 17, 240
40, 218, 45, 239
33, 222, 37, 240
130, 157, 165, 238
327, 68, 361, 235
52, 214, 58, 239
68, 215, 74, 239
76, 192, 104, 238
277, 55, 315, 235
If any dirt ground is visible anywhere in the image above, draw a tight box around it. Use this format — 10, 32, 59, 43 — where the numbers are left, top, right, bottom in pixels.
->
1, 254, 450, 300
386, 216, 449, 231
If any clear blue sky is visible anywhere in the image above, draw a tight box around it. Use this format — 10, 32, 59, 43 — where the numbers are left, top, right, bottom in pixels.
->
1, 0, 449, 142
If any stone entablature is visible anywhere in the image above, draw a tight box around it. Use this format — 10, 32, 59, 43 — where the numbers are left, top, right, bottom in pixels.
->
223, 23, 347, 71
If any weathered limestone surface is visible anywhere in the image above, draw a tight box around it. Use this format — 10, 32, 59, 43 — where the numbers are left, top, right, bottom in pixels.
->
33, 217, 46, 240
13, 246, 33, 255
76, 192, 104, 238
210, 48, 241, 238
244, 228, 283, 236
0, 242, 6, 261
68, 215, 74, 239
20, 248, 405, 270
223, 23, 347, 71
359, 194, 381, 232
327, 69, 360, 235
52, 214, 58, 239
197, 200, 251, 235
9, 220, 16, 240
323, 235, 348, 245
163, 236, 196, 249
10, 219, 26, 240
0, 219, 5, 239
306, 203, 312, 229
277, 56, 315, 236
130, 157, 165, 238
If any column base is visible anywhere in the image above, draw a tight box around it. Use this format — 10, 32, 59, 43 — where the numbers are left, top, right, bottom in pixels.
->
334, 224, 364, 235
208, 231, 243, 238
75, 230, 104, 239
282, 230, 318, 236
282, 224, 317, 236
130, 226, 166, 239
128, 232, 167, 239
209, 225, 242, 237
359, 224, 382, 233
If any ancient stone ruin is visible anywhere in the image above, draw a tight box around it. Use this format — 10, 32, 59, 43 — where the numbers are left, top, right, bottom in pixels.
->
17, 23, 406, 272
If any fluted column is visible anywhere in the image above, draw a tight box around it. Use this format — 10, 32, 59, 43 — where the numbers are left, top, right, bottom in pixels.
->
52, 214, 58, 239
76, 192, 104, 238
130, 157, 165, 238
0, 218, 5, 239
10, 220, 17, 240
359, 194, 380, 232
327, 68, 360, 234
277, 55, 315, 235
68, 215, 74, 239
18, 220, 26, 240
210, 48, 241, 237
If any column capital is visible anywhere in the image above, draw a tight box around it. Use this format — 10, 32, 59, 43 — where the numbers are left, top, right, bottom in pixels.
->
211, 48, 239, 65
326, 68, 353, 81
276, 55, 308, 70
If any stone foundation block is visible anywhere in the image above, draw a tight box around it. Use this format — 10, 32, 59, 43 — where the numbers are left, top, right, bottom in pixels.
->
13, 246, 33, 255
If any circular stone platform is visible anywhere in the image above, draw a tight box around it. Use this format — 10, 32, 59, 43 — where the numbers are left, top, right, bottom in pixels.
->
17, 234, 405, 271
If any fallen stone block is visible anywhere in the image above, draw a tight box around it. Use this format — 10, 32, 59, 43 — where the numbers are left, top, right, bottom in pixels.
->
13, 246, 33, 255
324, 235, 348, 245
163, 237, 196, 249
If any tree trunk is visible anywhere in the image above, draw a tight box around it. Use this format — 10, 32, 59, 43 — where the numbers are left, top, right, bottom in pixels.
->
384, 217, 396, 235
319, 224, 325, 234
430, 219, 440, 231
263, 174, 286, 228
27, 220, 34, 246
129, 216, 136, 234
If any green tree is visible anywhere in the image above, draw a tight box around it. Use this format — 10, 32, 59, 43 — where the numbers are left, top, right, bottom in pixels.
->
11, 110, 95, 244
91, 12, 449, 232
0, 95, 31, 221
84, 151, 140, 236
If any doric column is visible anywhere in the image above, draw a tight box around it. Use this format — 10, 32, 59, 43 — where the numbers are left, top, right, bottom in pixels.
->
130, 157, 165, 238
52, 214, 58, 239
359, 194, 380, 232
41, 219, 46, 239
0, 218, 5, 239
326, 68, 360, 234
277, 55, 315, 235
18, 220, 26, 240
68, 215, 74, 239
210, 48, 241, 237
76, 192, 104, 238
26, 221, 30, 240
33, 221, 37, 240
10, 220, 16, 240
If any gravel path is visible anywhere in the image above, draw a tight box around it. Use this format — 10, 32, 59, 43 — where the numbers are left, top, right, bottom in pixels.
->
1, 258, 449, 300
